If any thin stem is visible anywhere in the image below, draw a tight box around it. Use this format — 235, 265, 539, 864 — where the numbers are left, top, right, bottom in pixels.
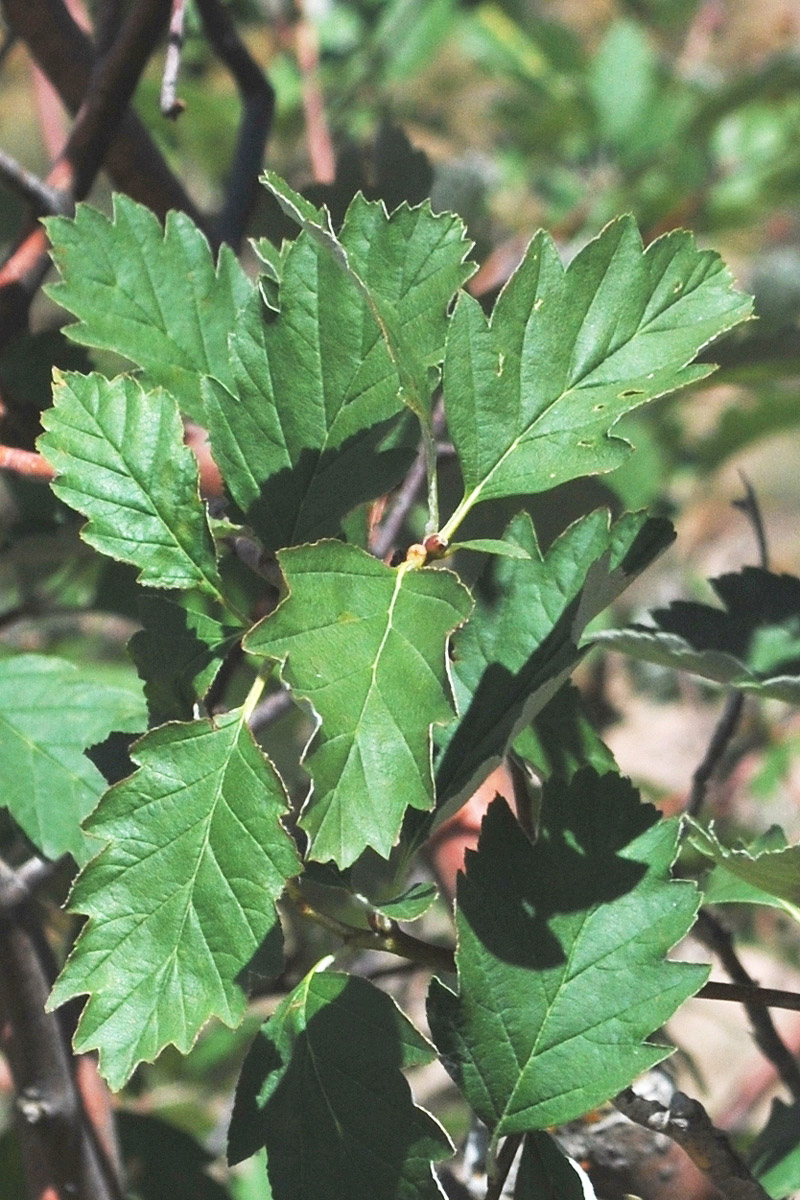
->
284, 878, 456, 975
685, 476, 770, 820
423, 428, 439, 536
695, 909, 800, 1100
241, 670, 268, 722
484, 1134, 522, 1200
371, 446, 427, 560
160, 0, 186, 118
247, 687, 294, 732
0, 444, 56, 479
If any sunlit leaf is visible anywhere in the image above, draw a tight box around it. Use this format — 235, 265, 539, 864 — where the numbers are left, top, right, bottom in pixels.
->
48, 708, 300, 1090
245, 540, 471, 866
45, 195, 252, 422
39, 372, 224, 600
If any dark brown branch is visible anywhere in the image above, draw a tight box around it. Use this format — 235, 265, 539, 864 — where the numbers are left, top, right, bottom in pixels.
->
0, 859, 123, 1200
697, 980, 800, 1012
160, 0, 187, 118
194, 0, 275, 250
686, 691, 744, 818
694, 910, 800, 1100
1, 0, 199, 220
614, 1087, 771, 1200
0, 148, 68, 215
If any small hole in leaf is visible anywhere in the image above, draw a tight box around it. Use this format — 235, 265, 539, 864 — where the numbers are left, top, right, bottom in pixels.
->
619, 389, 644, 398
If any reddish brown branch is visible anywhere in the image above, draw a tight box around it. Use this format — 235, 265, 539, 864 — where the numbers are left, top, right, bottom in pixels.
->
0, 445, 56, 479
294, 5, 335, 184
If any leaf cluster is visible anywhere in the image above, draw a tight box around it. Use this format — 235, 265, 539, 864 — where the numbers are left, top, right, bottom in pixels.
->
0, 171, 768, 1197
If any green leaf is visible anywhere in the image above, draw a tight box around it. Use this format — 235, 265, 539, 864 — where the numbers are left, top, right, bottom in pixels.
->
593, 567, 800, 703
38, 372, 224, 599
130, 592, 244, 724
750, 1099, 800, 1197
439, 217, 752, 538
691, 822, 800, 921
372, 881, 439, 923
228, 967, 452, 1199
450, 538, 532, 559
427, 774, 707, 1137
513, 681, 616, 782
48, 708, 300, 1090
434, 510, 673, 815
0, 654, 145, 864
45, 195, 252, 422
244, 540, 471, 867
260, 174, 474, 426
201, 266, 410, 554
205, 189, 472, 552
514, 1132, 589, 1199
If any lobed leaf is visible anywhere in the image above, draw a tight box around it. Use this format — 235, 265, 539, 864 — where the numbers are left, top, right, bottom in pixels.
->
593, 566, 800, 703
45, 195, 252, 422
440, 217, 752, 534
0, 654, 145, 863
39, 372, 224, 599
260, 172, 475, 425
204, 188, 472, 552
48, 708, 300, 1090
229, 966, 452, 1200
434, 509, 673, 816
427, 774, 707, 1137
244, 540, 471, 867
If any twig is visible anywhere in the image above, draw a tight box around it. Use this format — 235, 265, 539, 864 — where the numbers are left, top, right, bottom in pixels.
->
0, 0, 177, 344
484, 1134, 522, 1200
733, 473, 770, 571
697, 980, 800, 1012
160, 0, 186, 118
694, 909, 800, 1101
294, 4, 335, 184
1, 0, 200, 221
284, 877, 456, 975
685, 476, 769, 820
614, 1087, 772, 1200
0, 858, 123, 1200
0, 148, 68, 214
685, 691, 744, 818
247, 687, 294, 732
0, 444, 56, 478
195, 0, 275, 250
371, 446, 428, 560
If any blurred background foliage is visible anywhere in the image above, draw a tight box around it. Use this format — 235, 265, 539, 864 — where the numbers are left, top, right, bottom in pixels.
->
4, 2, 800, 1197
